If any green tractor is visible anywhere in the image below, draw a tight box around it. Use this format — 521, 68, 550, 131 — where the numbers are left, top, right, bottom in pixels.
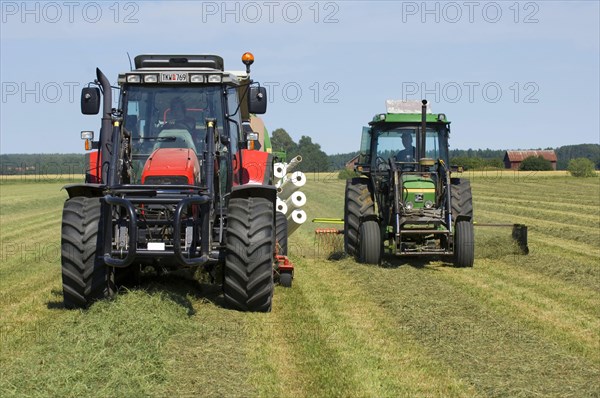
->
344, 100, 474, 267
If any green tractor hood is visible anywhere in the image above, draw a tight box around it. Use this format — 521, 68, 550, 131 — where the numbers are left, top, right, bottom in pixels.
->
402, 175, 436, 209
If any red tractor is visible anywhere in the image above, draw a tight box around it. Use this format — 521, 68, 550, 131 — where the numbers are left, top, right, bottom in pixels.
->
62, 53, 291, 312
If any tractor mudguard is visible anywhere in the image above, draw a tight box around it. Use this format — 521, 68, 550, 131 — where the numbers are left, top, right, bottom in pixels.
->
230, 184, 277, 204
63, 183, 105, 198
86, 150, 102, 183
233, 149, 273, 185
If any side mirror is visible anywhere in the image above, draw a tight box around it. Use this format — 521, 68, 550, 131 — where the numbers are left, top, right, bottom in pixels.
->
248, 86, 267, 114
81, 87, 100, 115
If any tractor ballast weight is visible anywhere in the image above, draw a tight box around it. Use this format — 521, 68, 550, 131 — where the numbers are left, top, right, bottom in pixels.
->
61, 53, 293, 312
343, 100, 475, 266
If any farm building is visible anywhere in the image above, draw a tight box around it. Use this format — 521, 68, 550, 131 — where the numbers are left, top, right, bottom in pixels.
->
345, 154, 360, 169
504, 150, 557, 170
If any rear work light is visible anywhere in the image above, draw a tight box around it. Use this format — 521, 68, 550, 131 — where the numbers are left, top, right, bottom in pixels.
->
144, 74, 158, 83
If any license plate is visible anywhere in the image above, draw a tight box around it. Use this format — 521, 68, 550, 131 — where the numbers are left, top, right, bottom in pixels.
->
160, 72, 188, 82
147, 242, 165, 251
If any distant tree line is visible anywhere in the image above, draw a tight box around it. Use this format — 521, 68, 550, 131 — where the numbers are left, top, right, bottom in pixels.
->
1, 141, 598, 175
0, 153, 87, 176
327, 144, 600, 171
555, 144, 600, 169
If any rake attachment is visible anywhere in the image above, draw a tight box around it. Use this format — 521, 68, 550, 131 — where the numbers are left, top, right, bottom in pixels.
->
313, 218, 345, 258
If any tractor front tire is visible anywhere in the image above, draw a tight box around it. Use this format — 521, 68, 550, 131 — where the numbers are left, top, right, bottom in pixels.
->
451, 178, 475, 267
344, 178, 375, 257
61, 197, 109, 309
275, 211, 288, 256
224, 197, 275, 312
358, 220, 382, 265
454, 220, 475, 267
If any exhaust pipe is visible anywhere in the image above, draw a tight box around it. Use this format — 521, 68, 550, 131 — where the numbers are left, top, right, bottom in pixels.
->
420, 99, 427, 169
96, 68, 113, 184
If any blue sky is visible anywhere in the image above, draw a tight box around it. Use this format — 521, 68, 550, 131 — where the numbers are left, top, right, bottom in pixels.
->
1, 0, 599, 154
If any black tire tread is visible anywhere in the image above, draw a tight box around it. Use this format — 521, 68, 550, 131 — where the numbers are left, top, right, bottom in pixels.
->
275, 211, 288, 256
358, 220, 382, 265
61, 197, 107, 309
279, 272, 292, 288
344, 178, 375, 256
454, 219, 475, 267
451, 178, 474, 220
224, 197, 275, 312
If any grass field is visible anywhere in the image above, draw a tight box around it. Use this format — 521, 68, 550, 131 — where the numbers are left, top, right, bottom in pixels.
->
1, 171, 599, 397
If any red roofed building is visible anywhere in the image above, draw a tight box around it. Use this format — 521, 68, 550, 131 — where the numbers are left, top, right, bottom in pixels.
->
504, 150, 557, 170
345, 154, 360, 169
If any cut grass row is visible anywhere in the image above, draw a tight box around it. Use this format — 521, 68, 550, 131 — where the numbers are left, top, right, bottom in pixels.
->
1, 174, 598, 397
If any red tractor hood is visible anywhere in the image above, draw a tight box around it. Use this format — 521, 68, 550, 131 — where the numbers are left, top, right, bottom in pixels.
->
141, 148, 200, 185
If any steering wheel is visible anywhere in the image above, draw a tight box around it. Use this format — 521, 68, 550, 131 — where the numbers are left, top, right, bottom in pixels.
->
376, 156, 389, 171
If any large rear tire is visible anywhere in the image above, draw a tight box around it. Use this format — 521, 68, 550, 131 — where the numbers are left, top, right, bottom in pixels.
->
275, 211, 288, 256
451, 178, 473, 220
344, 178, 375, 257
358, 220, 382, 265
454, 219, 475, 267
224, 197, 275, 312
61, 197, 109, 309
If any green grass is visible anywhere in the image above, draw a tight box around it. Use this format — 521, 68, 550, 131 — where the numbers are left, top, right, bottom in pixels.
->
1, 173, 599, 397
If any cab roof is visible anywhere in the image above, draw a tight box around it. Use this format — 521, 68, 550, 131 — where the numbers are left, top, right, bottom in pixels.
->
134, 54, 224, 71
369, 100, 450, 125
369, 112, 450, 125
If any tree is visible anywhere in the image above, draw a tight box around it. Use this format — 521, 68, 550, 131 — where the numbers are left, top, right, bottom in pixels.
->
329, 151, 359, 170
555, 144, 600, 170
296, 135, 330, 172
270, 128, 297, 156
568, 158, 597, 177
519, 156, 553, 171
484, 158, 504, 168
450, 156, 484, 170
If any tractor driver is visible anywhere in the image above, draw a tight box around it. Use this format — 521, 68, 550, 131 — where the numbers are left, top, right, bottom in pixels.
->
395, 131, 416, 163
160, 96, 205, 152
167, 97, 196, 132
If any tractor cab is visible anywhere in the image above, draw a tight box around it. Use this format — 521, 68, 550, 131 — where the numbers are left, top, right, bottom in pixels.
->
358, 100, 450, 174
345, 100, 474, 267
119, 55, 246, 187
